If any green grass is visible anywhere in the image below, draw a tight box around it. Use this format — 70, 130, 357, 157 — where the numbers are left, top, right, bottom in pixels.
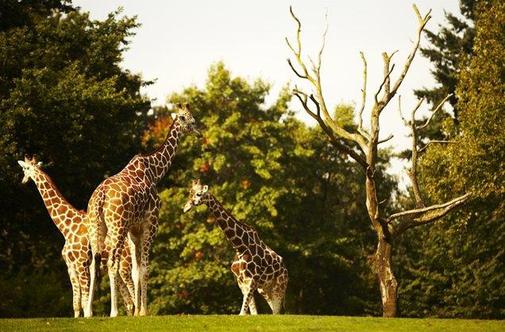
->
0, 315, 503, 332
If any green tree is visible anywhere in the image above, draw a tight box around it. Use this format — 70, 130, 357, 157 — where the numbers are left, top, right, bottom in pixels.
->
146, 63, 382, 315
0, 6, 150, 317
398, 0, 505, 318
414, 0, 476, 137
0, 0, 73, 31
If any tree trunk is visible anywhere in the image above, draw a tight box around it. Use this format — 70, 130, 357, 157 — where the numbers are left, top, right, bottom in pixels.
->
375, 236, 398, 317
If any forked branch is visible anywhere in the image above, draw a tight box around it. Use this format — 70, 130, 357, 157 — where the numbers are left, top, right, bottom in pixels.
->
394, 93, 470, 228
388, 193, 471, 236
388, 5, 431, 101
286, 6, 368, 153
377, 5, 432, 109
293, 89, 367, 168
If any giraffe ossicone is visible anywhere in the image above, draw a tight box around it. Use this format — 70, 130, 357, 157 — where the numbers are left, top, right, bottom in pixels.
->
17, 156, 135, 317
183, 179, 288, 315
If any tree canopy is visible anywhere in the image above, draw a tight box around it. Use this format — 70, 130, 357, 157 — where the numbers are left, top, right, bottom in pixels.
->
146, 63, 385, 315
0, 3, 150, 317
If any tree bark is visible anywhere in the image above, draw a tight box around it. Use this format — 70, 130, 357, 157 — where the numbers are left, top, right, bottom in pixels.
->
375, 236, 398, 318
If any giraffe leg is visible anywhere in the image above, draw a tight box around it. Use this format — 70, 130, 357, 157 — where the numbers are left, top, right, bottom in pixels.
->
118, 243, 135, 316
248, 296, 258, 315
128, 231, 142, 316
85, 208, 104, 318
78, 271, 90, 318
107, 231, 127, 318
76, 258, 90, 318
67, 266, 81, 318
138, 221, 157, 316
85, 253, 97, 318
117, 275, 134, 316
239, 279, 258, 316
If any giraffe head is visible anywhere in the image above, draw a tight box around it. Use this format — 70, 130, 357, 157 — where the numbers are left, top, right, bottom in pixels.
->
171, 103, 200, 135
183, 179, 209, 212
17, 156, 43, 184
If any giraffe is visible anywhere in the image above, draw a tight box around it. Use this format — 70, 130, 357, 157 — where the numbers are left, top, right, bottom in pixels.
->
17, 156, 135, 317
86, 104, 199, 317
183, 179, 288, 315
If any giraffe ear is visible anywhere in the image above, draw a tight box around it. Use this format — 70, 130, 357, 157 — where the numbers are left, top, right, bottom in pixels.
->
202, 185, 208, 192
36, 161, 43, 167
171, 113, 177, 120
17, 160, 26, 168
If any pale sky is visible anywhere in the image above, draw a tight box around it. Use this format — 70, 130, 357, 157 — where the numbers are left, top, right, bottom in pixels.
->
73, 0, 460, 180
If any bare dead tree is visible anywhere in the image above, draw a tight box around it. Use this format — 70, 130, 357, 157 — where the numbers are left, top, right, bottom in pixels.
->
286, 5, 471, 317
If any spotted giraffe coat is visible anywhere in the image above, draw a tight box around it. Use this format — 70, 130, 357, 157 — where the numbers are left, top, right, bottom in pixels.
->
18, 157, 134, 317
86, 105, 198, 317
184, 180, 288, 315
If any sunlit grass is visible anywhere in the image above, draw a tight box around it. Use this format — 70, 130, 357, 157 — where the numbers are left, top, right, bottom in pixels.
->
1, 315, 504, 332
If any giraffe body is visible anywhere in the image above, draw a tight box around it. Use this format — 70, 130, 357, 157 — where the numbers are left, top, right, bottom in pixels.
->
183, 180, 288, 315
86, 105, 198, 317
17, 157, 134, 317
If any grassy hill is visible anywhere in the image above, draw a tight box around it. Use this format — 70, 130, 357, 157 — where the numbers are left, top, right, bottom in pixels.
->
1, 315, 504, 332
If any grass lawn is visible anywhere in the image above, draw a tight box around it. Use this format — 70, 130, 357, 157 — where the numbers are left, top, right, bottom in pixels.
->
1, 315, 504, 332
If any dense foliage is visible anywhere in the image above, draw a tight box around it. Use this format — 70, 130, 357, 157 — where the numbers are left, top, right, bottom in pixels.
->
146, 64, 383, 315
414, 0, 475, 137
0, 3, 150, 317
397, 0, 505, 318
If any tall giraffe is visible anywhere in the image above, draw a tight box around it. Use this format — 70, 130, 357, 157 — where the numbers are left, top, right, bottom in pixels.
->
183, 179, 288, 315
86, 104, 199, 317
17, 156, 135, 317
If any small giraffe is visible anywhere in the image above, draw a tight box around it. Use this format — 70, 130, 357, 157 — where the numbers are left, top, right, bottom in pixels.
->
183, 179, 288, 315
18, 156, 135, 317
86, 104, 199, 317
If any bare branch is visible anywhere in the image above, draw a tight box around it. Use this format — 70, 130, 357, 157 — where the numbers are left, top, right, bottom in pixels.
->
309, 94, 321, 118
382, 52, 392, 97
293, 89, 367, 168
411, 97, 425, 119
385, 5, 432, 104
418, 140, 455, 154
374, 63, 396, 105
388, 193, 471, 236
293, 90, 318, 121
378, 134, 394, 145
406, 97, 425, 207
286, 6, 368, 152
287, 59, 308, 79
286, 7, 313, 82
315, 11, 329, 75
397, 95, 408, 125
358, 51, 368, 135
417, 94, 453, 130
289, 6, 302, 55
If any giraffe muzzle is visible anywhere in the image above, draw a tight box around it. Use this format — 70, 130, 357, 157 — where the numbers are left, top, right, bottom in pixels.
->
183, 201, 193, 213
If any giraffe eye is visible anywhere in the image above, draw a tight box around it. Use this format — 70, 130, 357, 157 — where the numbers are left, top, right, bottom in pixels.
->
180, 115, 186, 121
196, 193, 201, 197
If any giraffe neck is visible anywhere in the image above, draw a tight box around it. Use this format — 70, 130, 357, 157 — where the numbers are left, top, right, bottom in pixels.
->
142, 120, 183, 184
31, 169, 81, 237
203, 193, 252, 252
